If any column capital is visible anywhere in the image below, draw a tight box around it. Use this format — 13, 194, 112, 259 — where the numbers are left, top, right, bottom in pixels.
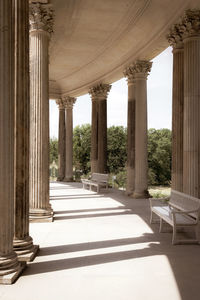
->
124, 66, 135, 85
133, 60, 152, 79
179, 9, 200, 40
167, 24, 183, 49
29, 2, 54, 35
56, 99, 65, 110
62, 96, 76, 109
89, 83, 111, 100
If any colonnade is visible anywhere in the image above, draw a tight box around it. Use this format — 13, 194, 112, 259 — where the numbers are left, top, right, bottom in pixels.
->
0, 1, 200, 285
56, 10, 200, 198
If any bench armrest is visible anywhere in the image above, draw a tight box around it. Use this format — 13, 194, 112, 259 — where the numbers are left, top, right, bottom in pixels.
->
169, 202, 200, 214
171, 208, 199, 215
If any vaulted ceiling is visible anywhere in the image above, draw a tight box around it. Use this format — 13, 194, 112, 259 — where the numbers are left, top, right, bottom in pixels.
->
49, 0, 199, 98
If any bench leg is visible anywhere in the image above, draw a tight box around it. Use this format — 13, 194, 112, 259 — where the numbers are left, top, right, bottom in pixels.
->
159, 218, 163, 233
150, 211, 160, 224
150, 210, 153, 224
172, 225, 177, 245
97, 185, 100, 193
195, 225, 199, 243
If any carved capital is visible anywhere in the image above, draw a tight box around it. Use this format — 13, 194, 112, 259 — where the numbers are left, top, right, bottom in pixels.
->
55, 99, 65, 110
62, 96, 76, 109
133, 60, 152, 79
89, 83, 111, 100
29, 2, 54, 35
179, 9, 200, 39
124, 66, 135, 84
167, 24, 183, 49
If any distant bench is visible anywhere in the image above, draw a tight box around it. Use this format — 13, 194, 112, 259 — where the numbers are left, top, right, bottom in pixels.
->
149, 189, 200, 245
81, 173, 109, 193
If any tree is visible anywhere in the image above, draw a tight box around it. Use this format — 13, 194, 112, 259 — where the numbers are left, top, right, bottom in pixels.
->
148, 128, 172, 185
49, 138, 58, 164
73, 124, 91, 174
107, 126, 127, 173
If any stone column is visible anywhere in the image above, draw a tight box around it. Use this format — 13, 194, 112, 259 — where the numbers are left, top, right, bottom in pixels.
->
167, 25, 184, 192
133, 61, 152, 199
29, 2, 54, 222
0, 0, 24, 284
124, 66, 136, 196
89, 84, 111, 174
13, 0, 39, 261
56, 99, 66, 181
62, 97, 76, 182
180, 10, 200, 197
90, 96, 98, 173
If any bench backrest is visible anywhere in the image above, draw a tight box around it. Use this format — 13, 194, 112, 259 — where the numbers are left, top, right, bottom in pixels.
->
170, 190, 200, 212
91, 173, 108, 183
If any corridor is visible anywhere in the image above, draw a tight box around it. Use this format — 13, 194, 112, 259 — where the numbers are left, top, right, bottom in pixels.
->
0, 182, 199, 300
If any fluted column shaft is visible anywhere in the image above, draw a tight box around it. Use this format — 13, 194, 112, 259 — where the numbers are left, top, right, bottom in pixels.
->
172, 49, 184, 192
133, 61, 152, 198
124, 68, 135, 195
29, 3, 54, 221
56, 99, 66, 181
182, 11, 200, 197
13, 0, 38, 259
63, 97, 76, 182
98, 98, 107, 173
91, 99, 98, 173
89, 84, 111, 174
168, 26, 184, 192
0, 0, 21, 279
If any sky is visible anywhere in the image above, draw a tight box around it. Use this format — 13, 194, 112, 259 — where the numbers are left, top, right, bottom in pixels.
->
50, 47, 173, 139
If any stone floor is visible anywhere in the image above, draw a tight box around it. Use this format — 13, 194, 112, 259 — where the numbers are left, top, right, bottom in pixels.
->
0, 182, 200, 300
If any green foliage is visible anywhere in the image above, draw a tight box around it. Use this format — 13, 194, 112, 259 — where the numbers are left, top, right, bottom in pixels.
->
49, 126, 172, 187
73, 124, 91, 174
49, 138, 58, 164
148, 128, 172, 186
114, 170, 127, 189
107, 126, 127, 173
149, 187, 171, 199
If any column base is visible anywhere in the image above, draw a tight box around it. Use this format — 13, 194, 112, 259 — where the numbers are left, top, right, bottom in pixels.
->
132, 190, 150, 199
13, 236, 39, 262
57, 176, 64, 182
125, 189, 134, 196
29, 208, 53, 223
0, 262, 26, 285
63, 177, 73, 182
15, 245, 39, 262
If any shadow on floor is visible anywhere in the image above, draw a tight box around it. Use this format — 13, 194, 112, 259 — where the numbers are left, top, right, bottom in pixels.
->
30, 182, 200, 300
53, 210, 132, 221
53, 206, 125, 215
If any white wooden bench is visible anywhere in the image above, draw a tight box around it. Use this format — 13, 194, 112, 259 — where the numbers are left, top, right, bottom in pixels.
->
149, 190, 200, 245
81, 173, 109, 193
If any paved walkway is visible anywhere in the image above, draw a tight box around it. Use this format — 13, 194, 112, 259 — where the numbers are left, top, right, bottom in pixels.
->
0, 182, 200, 300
